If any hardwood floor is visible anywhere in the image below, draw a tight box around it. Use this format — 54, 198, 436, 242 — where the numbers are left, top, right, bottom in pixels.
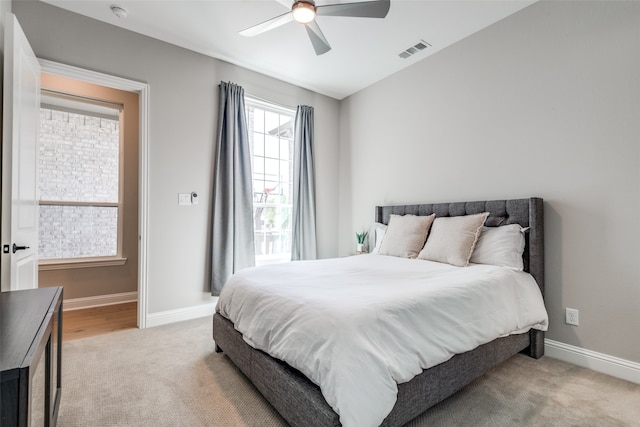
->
62, 302, 137, 341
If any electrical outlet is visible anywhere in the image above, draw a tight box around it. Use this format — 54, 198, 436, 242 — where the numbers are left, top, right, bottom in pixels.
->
565, 308, 579, 326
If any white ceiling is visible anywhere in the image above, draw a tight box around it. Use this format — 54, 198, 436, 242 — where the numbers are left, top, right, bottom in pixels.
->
40, 0, 536, 100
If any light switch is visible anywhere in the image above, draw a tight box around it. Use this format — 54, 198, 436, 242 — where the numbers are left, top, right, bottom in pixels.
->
178, 193, 191, 205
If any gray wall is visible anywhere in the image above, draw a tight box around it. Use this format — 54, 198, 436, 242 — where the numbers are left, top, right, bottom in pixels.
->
339, 1, 640, 363
12, 1, 340, 312
0, 0, 9, 65
0, 1, 8, 56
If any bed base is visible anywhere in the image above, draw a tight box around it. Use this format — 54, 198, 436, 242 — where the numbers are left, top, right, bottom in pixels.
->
214, 313, 541, 426
213, 197, 545, 426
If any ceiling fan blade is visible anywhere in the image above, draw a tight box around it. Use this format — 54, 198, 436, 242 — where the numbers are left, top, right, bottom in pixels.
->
316, 0, 390, 18
304, 21, 331, 55
239, 11, 293, 37
273, 0, 293, 8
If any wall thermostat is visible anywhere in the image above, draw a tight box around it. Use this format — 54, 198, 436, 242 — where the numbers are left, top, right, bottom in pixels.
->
191, 192, 199, 205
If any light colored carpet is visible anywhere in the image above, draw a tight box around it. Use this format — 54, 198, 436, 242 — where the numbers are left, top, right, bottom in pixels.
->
59, 316, 640, 426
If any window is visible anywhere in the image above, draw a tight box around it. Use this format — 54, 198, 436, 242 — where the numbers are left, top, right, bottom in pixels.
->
246, 98, 295, 265
38, 91, 124, 267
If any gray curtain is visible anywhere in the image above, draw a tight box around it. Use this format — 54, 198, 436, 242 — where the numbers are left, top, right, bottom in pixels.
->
291, 105, 317, 260
211, 82, 255, 296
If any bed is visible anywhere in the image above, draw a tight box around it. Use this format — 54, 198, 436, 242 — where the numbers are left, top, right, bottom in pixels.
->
212, 197, 546, 426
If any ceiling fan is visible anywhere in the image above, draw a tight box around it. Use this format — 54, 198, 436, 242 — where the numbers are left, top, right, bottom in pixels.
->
240, 0, 391, 56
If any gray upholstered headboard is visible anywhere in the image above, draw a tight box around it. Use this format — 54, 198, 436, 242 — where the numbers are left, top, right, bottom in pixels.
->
375, 198, 544, 297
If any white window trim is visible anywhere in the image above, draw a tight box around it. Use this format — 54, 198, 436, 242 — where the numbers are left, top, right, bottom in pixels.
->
39, 256, 128, 271
245, 96, 296, 116
38, 101, 124, 264
246, 96, 295, 266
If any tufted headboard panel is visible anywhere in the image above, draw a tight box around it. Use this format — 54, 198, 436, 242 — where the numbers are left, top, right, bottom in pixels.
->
375, 198, 544, 297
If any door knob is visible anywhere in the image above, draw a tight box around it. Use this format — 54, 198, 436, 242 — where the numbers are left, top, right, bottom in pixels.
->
12, 244, 30, 253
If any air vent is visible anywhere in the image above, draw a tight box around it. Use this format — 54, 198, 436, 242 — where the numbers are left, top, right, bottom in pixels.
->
398, 40, 431, 59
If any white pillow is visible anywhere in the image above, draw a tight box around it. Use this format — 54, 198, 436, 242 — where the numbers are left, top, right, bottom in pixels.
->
378, 214, 435, 259
369, 222, 387, 254
418, 212, 489, 267
470, 224, 526, 270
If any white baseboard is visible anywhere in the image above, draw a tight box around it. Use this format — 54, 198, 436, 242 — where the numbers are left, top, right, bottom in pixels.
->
63, 291, 138, 311
545, 339, 640, 385
145, 302, 217, 328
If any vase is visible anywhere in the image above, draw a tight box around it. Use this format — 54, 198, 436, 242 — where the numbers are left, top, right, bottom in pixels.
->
356, 243, 364, 254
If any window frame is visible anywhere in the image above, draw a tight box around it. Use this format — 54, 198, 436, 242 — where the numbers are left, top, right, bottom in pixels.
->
245, 96, 296, 266
38, 93, 127, 270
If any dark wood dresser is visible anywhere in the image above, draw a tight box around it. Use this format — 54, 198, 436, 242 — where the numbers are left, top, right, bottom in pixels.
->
1, 287, 63, 427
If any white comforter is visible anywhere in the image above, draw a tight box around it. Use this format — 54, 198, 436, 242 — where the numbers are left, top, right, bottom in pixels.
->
216, 254, 548, 427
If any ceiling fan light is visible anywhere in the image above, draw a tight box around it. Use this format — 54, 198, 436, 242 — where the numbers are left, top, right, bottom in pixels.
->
292, 2, 316, 24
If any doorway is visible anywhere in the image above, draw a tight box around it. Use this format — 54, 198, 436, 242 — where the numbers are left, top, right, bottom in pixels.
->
38, 60, 150, 329
38, 73, 139, 337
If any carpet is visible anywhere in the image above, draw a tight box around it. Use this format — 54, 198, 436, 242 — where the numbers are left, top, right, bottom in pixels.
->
58, 316, 639, 426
